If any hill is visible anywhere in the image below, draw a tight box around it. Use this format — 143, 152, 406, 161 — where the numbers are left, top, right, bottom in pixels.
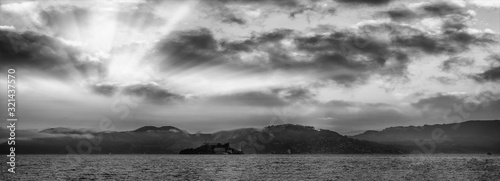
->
0, 124, 402, 154
353, 120, 500, 153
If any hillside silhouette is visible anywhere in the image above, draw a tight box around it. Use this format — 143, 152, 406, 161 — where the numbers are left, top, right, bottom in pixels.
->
1, 124, 401, 154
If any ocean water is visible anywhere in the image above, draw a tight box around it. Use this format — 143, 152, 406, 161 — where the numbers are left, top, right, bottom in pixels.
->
1, 154, 499, 180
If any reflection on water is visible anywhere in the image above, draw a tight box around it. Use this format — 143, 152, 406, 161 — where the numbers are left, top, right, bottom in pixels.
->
1, 154, 500, 180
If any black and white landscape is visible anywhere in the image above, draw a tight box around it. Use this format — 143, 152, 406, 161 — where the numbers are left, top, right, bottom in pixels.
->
1, 120, 499, 154
0, 0, 499, 180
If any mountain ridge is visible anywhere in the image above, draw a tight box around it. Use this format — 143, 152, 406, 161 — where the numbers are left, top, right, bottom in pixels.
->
1, 124, 402, 154
352, 120, 500, 153
2, 120, 499, 154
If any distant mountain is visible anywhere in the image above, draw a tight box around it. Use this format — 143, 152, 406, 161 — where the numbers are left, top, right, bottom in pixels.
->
4, 121, 498, 154
353, 120, 500, 153
210, 124, 402, 154
40, 127, 97, 134
132, 126, 186, 133
0, 124, 402, 154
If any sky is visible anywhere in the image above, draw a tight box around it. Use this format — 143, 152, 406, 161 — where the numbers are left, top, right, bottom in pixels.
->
0, 0, 499, 135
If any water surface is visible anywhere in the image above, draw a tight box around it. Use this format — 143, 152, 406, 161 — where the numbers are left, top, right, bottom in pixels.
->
2, 154, 499, 180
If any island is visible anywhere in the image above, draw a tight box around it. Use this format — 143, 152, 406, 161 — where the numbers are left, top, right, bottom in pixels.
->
179, 142, 244, 154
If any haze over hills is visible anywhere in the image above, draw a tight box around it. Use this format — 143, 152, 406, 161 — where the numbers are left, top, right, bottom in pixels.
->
1, 124, 401, 154
353, 120, 500, 153
1, 120, 499, 154
40, 127, 99, 134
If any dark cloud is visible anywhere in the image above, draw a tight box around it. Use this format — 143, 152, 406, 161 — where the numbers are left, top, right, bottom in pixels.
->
380, 7, 417, 21
88, 82, 317, 108
473, 54, 500, 82
0, 30, 66, 69
324, 100, 356, 108
475, 67, 500, 82
123, 83, 184, 104
429, 76, 457, 85
440, 57, 474, 72
289, 7, 314, 18
381, 1, 471, 21
208, 0, 304, 8
88, 82, 185, 104
201, 0, 338, 25
0, 30, 105, 79
201, 0, 304, 25
292, 28, 414, 82
220, 14, 247, 25
153, 28, 219, 68
294, 31, 391, 63
152, 2, 496, 86
206, 91, 288, 107
412, 91, 500, 114
204, 86, 317, 107
379, 1, 482, 46
287, 29, 408, 84
420, 1, 469, 17
90, 82, 119, 96
257, 29, 295, 43
223, 28, 398, 85
309, 24, 337, 33
441, 14, 469, 31
335, 0, 391, 5
290, 6, 336, 20
486, 54, 500, 63
221, 29, 294, 52
202, 3, 248, 25
411, 92, 500, 122
412, 93, 465, 110
391, 27, 496, 55
307, 53, 371, 85
272, 87, 316, 102
153, 28, 296, 71
445, 30, 496, 46
393, 34, 449, 54
153, 21, 495, 86
323, 100, 392, 109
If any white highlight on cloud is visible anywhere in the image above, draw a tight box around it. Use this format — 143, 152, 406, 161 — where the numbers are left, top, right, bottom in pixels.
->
1, 1, 37, 13
0, 25, 15, 31
158, 0, 197, 37
467, 0, 500, 8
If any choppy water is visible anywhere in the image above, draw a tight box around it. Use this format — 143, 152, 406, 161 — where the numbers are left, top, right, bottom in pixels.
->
1, 154, 500, 180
